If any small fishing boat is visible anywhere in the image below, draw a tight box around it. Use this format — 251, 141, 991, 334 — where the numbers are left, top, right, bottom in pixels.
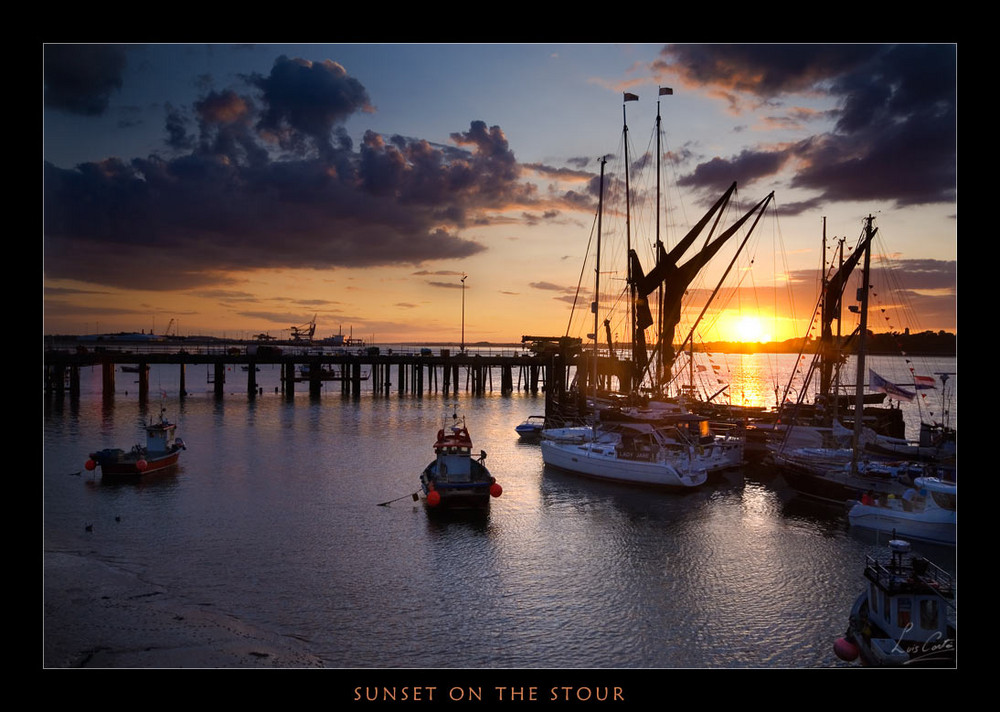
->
420, 413, 502, 510
834, 539, 955, 667
85, 408, 186, 476
848, 477, 956, 546
515, 415, 547, 440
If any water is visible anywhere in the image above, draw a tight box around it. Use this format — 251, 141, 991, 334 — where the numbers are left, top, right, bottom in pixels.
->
43, 353, 957, 668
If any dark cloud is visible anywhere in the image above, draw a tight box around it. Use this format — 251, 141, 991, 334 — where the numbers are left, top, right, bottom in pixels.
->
43, 53, 544, 291
659, 44, 956, 209
659, 44, 881, 97
248, 56, 373, 159
44, 44, 127, 116
678, 149, 791, 191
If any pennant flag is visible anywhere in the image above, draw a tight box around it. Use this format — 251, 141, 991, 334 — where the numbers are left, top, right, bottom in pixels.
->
624, 92, 639, 101
659, 87, 673, 95
913, 375, 937, 389
869, 369, 915, 402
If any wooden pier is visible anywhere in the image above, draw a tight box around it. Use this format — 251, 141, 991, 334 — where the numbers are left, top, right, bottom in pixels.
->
42, 345, 584, 404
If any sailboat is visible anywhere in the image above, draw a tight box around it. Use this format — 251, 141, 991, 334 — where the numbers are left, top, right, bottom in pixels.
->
772, 215, 923, 502
540, 89, 771, 487
540, 148, 707, 489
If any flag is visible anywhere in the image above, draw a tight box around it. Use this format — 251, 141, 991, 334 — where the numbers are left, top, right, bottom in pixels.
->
624, 92, 639, 102
659, 87, 673, 95
697, 365, 707, 372
913, 375, 937, 389
869, 369, 915, 402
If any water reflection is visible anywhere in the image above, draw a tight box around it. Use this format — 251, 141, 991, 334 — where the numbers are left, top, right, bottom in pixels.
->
45, 358, 956, 668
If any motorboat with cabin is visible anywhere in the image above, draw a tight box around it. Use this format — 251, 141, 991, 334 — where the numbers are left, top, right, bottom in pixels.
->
420, 412, 502, 510
834, 538, 955, 667
85, 408, 186, 476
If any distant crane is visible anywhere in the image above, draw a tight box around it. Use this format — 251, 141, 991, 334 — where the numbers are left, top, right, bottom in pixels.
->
289, 315, 317, 342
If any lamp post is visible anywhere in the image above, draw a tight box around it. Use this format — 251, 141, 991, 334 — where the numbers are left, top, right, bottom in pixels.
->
460, 274, 467, 353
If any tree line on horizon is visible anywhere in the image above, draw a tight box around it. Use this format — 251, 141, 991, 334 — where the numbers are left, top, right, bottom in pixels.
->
693, 330, 956, 356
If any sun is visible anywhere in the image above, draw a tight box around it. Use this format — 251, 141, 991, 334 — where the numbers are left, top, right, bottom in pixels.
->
736, 315, 765, 342
718, 313, 772, 343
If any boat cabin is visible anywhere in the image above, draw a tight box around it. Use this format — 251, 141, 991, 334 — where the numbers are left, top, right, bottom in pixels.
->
434, 426, 477, 481
145, 415, 178, 455
862, 540, 954, 651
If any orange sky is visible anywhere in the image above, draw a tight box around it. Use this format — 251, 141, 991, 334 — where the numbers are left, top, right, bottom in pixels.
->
43, 44, 956, 344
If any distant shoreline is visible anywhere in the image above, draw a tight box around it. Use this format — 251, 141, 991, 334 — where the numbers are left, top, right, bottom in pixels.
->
43, 330, 957, 357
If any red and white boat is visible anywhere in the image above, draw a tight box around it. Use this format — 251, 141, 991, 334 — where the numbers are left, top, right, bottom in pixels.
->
420, 412, 501, 510
85, 409, 186, 476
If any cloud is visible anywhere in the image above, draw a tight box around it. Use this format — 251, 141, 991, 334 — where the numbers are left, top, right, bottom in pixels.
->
44, 44, 127, 116
43, 53, 536, 291
656, 44, 956, 208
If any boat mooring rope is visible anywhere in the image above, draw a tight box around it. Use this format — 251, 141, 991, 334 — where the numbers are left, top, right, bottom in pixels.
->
377, 491, 421, 507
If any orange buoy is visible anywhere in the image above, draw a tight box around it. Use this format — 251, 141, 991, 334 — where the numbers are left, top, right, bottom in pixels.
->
427, 490, 441, 507
85, 459, 97, 471
136, 459, 148, 472
490, 483, 503, 498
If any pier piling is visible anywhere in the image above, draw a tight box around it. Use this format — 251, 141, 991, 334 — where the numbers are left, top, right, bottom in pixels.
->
44, 344, 575, 405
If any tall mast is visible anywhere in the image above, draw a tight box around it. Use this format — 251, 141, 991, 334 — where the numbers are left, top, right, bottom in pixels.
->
656, 95, 663, 391
623, 95, 636, 386
832, 234, 845, 425
656, 87, 673, 393
593, 157, 606, 435
850, 215, 876, 476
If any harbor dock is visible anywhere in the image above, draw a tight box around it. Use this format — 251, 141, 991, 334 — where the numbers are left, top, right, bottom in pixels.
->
42, 338, 594, 404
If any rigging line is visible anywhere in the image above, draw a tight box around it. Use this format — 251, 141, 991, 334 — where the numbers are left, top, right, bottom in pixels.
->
566, 207, 601, 337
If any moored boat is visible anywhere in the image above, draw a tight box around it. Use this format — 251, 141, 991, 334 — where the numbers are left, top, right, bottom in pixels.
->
847, 477, 956, 545
834, 539, 955, 667
420, 413, 502, 510
864, 420, 956, 465
515, 415, 547, 440
541, 421, 708, 489
773, 449, 914, 503
85, 408, 186, 476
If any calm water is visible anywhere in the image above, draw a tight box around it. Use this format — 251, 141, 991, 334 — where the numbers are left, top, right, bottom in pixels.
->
42, 353, 957, 668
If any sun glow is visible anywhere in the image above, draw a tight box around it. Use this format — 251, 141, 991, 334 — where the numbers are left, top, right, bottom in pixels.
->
716, 312, 772, 343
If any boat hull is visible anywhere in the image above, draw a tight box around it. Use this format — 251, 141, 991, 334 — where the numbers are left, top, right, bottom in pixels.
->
848, 503, 956, 545
540, 439, 706, 489
775, 456, 910, 503
420, 460, 495, 510
89, 449, 181, 476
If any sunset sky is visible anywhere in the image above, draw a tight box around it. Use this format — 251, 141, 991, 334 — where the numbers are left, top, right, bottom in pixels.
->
43, 44, 957, 345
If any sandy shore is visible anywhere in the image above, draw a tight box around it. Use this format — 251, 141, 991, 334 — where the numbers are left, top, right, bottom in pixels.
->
43, 549, 325, 669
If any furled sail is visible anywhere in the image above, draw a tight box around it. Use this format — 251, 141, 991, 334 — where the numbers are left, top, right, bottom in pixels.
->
629, 184, 773, 386
818, 222, 878, 397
